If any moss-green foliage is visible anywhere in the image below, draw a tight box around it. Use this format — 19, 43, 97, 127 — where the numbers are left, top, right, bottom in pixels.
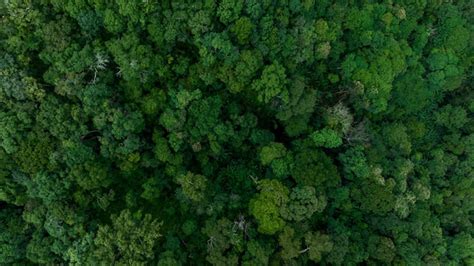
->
0, 0, 472, 265
280, 186, 327, 222
249, 179, 289, 235
311, 127, 343, 148
91, 209, 162, 264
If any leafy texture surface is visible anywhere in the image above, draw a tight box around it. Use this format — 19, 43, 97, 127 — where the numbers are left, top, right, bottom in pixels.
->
0, 1, 472, 264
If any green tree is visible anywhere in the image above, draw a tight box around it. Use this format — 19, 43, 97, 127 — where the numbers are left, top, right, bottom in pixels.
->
251, 62, 289, 104
91, 209, 162, 264
259, 142, 286, 166
281, 186, 327, 222
249, 179, 289, 235
311, 128, 343, 148
278, 226, 301, 261
303, 231, 333, 263
176, 172, 208, 202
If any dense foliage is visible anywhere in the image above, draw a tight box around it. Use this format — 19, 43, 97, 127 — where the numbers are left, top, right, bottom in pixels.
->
0, 0, 473, 264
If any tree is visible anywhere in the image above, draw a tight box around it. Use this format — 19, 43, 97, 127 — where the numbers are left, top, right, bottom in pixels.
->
278, 226, 301, 261
311, 128, 343, 148
231, 16, 254, 45
176, 172, 208, 202
251, 62, 289, 104
303, 231, 333, 263
281, 186, 327, 222
259, 142, 286, 166
217, 0, 244, 25
435, 104, 468, 130
291, 145, 340, 190
249, 179, 289, 235
448, 233, 474, 264
368, 235, 396, 263
325, 103, 353, 135
242, 240, 272, 266
202, 217, 244, 265
91, 209, 162, 264
13, 130, 54, 176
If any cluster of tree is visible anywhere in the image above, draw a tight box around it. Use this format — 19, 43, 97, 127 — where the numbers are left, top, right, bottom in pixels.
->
0, 0, 472, 264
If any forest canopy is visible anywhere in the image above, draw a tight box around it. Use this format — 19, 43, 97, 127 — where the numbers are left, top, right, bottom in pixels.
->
0, 0, 473, 265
